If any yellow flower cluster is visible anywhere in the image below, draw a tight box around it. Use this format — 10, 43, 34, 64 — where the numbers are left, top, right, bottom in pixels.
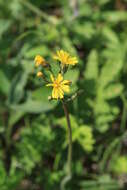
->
34, 50, 78, 99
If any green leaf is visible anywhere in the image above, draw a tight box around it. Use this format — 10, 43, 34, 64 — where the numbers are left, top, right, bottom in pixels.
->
103, 84, 123, 99
8, 71, 28, 105
99, 60, 123, 88
85, 50, 98, 80
0, 19, 11, 38
102, 11, 127, 23
11, 99, 55, 114
24, 46, 49, 59
80, 175, 119, 190
102, 26, 119, 44
15, 124, 54, 173
0, 70, 10, 95
111, 156, 127, 174
73, 125, 95, 152
8, 110, 25, 127
32, 86, 51, 100
57, 115, 95, 152
64, 69, 79, 83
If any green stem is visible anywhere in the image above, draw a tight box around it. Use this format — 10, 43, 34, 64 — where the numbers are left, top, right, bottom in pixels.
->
61, 101, 72, 190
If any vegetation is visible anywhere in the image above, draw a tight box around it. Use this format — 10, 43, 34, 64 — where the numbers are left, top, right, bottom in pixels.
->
1, 0, 127, 189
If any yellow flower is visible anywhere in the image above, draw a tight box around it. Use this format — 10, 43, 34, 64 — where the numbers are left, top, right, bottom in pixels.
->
53, 50, 78, 66
37, 71, 43, 77
35, 55, 46, 67
46, 73, 71, 99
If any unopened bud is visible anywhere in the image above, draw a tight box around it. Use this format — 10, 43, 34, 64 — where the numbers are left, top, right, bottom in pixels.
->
35, 55, 47, 67
37, 71, 43, 77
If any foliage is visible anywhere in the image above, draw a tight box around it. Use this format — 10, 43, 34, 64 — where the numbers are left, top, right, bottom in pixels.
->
0, 0, 127, 189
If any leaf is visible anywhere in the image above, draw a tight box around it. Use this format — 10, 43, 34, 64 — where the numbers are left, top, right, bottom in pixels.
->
15, 124, 54, 173
102, 26, 119, 44
64, 69, 79, 83
0, 19, 11, 38
11, 99, 55, 114
10, 86, 58, 114
0, 70, 10, 95
80, 175, 120, 190
73, 125, 95, 152
32, 86, 51, 101
94, 100, 111, 114
50, 61, 60, 77
73, 22, 95, 40
61, 35, 77, 55
103, 84, 123, 99
99, 60, 123, 88
8, 71, 28, 105
24, 46, 49, 59
8, 110, 25, 127
102, 11, 127, 23
111, 156, 127, 174
85, 50, 98, 80
64, 69, 79, 93
10, 0, 23, 19
57, 115, 95, 152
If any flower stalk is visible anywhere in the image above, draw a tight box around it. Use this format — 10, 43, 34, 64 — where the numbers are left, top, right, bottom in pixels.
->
63, 101, 72, 174
61, 100, 72, 190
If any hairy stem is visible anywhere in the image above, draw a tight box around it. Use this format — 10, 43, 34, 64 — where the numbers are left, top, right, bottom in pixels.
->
61, 101, 72, 190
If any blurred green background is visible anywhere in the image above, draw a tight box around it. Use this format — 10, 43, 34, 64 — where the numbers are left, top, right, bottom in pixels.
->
1, 0, 127, 189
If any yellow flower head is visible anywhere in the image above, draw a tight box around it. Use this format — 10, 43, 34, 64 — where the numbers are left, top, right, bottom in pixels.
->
53, 50, 78, 66
35, 55, 46, 67
46, 73, 71, 99
37, 71, 43, 77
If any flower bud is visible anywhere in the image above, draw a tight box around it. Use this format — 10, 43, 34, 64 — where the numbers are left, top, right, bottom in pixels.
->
35, 55, 47, 67
37, 71, 43, 77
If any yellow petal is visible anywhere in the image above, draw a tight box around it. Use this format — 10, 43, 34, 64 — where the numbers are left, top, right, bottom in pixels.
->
61, 80, 71, 85
60, 50, 64, 57
57, 87, 64, 99
58, 50, 62, 57
52, 88, 56, 98
51, 87, 64, 99
68, 57, 78, 65
59, 91, 64, 99
61, 84, 70, 93
57, 73, 63, 83
53, 54, 59, 60
53, 50, 78, 66
50, 74, 55, 82
52, 88, 60, 99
